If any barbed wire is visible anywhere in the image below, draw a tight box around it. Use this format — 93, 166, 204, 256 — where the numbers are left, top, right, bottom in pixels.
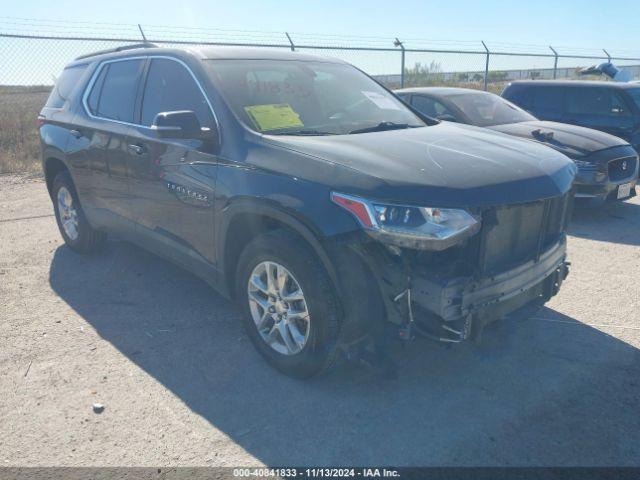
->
1, 16, 639, 57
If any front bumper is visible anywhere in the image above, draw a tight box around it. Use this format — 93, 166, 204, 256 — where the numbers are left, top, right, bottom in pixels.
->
332, 235, 570, 346
574, 152, 639, 205
329, 193, 573, 346
575, 177, 637, 205
411, 238, 568, 326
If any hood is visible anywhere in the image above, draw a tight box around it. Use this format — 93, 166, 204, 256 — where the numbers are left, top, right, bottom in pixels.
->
487, 120, 628, 159
255, 122, 576, 208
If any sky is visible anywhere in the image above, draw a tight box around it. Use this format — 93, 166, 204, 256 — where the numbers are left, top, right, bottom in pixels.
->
2, 0, 640, 85
5, 0, 640, 55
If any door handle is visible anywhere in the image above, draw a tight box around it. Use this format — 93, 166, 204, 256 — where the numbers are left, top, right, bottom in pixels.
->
128, 144, 147, 155
70, 129, 83, 139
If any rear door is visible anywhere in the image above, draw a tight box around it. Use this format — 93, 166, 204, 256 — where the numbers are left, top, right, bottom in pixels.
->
126, 57, 219, 267
79, 57, 146, 229
563, 86, 636, 140
42, 64, 91, 198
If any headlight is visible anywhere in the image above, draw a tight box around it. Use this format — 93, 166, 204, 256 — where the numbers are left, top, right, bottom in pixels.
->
331, 192, 480, 251
573, 159, 599, 171
572, 159, 606, 182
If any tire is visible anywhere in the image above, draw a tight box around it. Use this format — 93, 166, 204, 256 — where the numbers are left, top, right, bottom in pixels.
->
235, 229, 341, 378
52, 170, 105, 253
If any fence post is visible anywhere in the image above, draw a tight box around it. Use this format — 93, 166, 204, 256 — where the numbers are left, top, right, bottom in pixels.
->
138, 24, 147, 42
394, 38, 405, 88
481, 41, 489, 91
549, 46, 558, 79
393, 37, 404, 88
285, 32, 295, 51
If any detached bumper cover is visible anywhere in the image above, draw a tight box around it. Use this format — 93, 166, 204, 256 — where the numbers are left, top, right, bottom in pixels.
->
411, 238, 568, 323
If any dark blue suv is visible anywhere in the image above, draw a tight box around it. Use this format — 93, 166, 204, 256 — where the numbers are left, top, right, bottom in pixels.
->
502, 80, 640, 156
39, 44, 576, 377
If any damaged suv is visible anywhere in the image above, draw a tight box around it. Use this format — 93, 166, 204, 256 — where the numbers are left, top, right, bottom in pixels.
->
39, 45, 577, 378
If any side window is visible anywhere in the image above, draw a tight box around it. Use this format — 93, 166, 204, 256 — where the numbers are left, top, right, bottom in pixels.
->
529, 87, 564, 115
566, 87, 610, 116
609, 90, 632, 117
411, 95, 451, 118
45, 64, 87, 108
87, 65, 108, 114
628, 89, 640, 111
141, 58, 213, 127
87, 59, 144, 123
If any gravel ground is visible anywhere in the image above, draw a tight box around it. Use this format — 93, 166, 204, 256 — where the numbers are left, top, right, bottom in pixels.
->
1, 173, 639, 467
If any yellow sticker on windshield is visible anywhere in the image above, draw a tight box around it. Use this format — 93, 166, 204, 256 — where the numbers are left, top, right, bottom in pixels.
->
244, 103, 304, 132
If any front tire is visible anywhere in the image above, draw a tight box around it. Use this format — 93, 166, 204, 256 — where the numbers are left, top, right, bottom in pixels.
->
52, 170, 105, 253
235, 230, 341, 378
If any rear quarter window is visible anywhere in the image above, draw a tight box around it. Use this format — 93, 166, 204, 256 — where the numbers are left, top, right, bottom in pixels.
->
45, 64, 88, 108
502, 85, 528, 106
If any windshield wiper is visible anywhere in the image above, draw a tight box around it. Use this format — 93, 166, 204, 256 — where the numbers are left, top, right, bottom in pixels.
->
349, 122, 415, 134
270, 129, 336, 136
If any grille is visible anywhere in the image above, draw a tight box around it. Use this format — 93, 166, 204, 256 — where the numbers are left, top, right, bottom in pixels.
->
608, 156, 638, 182
479, 191, 573, 275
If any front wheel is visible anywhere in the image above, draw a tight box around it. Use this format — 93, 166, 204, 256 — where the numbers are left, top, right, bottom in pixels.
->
52, 171, 105, 253
235, 230, 341, 378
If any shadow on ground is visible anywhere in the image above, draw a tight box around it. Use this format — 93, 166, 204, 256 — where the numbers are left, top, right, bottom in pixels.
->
48, 238, 640, 466
570, 199, 640, 246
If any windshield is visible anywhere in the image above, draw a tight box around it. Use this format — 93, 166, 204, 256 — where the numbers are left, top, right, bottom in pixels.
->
447, 92, 536, 127
205, 59, 425, 135
628, 88, 640, 110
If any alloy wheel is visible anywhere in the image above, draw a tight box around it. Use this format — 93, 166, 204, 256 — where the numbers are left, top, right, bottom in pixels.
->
247, 261, 310, 355
57, 186, 79, 241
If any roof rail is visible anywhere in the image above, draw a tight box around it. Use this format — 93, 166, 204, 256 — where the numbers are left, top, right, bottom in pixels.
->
75, 42, 159, 61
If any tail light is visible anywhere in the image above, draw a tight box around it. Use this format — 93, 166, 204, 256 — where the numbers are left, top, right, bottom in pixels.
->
37, 115, 46, 128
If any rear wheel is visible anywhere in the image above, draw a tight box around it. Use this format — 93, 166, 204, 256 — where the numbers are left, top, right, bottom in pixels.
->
235, 230, 341, 378
52, 171, 105, 253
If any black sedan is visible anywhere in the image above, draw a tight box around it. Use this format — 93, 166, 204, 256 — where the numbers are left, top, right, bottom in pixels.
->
396, 87, 638, 206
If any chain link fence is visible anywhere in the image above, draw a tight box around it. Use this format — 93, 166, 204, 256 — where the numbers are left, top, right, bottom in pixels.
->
2, 30, 640, 173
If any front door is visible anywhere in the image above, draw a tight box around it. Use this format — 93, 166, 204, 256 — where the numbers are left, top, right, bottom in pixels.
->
127, 57, 219, 270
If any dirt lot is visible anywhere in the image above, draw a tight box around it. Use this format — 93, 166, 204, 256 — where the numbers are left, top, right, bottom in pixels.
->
1, 173, 639, 467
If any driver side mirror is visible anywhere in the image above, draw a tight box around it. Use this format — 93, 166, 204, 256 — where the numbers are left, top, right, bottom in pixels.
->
151, 110, 216, 142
